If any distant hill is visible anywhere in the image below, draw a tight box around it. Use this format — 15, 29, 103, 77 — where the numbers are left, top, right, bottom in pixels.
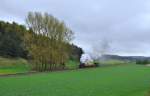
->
100, 55, 150, 61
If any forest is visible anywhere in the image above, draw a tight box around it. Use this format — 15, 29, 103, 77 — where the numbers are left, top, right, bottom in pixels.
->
0, 12, 83, 71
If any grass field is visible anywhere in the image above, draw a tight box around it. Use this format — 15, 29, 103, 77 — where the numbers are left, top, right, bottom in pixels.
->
0, 57, 30, 75
0, 64, 150, 96
99, 59, 129, 66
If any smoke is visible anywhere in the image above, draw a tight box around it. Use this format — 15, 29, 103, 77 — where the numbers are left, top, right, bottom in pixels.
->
80, 53, 93, 65
91, 39, 111, 60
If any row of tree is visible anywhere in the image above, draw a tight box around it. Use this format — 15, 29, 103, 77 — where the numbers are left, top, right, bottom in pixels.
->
0, 12, 83, 71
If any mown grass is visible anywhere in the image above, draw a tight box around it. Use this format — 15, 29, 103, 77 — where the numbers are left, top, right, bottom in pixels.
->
0, 57, 30, 75
0, 64, 150, 96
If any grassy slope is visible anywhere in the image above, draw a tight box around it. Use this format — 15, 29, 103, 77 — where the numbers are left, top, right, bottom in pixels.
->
99, 59, 129, 66
0, 57, 30, 75
65, 60, 79, 69
0, 64, 150, 96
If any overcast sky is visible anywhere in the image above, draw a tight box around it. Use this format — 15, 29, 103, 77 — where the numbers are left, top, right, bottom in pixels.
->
1, 0, 150, 56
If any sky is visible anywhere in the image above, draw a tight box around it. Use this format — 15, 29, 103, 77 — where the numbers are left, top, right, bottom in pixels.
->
1, 0, 150, 56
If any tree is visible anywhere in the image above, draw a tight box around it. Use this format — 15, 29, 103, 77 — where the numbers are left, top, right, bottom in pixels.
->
69, 44, 83, 61
0, 19, 82, 71
0, 21, 28, 58
25, 12, 74, 71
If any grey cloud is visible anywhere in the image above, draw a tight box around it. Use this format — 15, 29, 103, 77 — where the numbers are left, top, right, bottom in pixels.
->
0, 0, 150, 56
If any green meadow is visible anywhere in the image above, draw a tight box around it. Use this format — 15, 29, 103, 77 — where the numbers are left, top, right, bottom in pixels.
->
0, 64, 150, 96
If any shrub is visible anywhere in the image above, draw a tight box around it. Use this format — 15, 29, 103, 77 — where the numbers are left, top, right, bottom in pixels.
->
136, 60, 149, 65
